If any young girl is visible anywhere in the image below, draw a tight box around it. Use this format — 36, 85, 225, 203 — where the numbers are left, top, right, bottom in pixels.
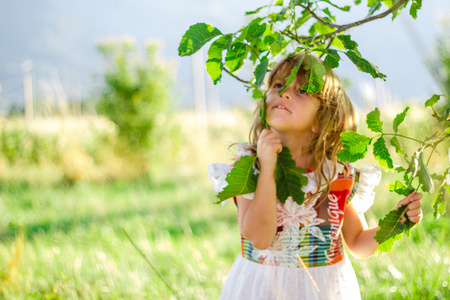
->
207, 53, 423, 299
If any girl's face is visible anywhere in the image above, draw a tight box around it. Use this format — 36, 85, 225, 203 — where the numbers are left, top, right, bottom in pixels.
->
265, 75, 321, 135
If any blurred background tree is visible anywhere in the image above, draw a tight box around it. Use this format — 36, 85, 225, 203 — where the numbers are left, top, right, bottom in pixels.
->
96, 39, 173, 174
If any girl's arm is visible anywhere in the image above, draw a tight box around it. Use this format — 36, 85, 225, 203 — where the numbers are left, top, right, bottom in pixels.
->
342, 191, 423, 258
236, 129, 282, 250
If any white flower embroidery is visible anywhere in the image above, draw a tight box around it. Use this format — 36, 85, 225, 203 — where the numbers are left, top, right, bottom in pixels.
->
255, 195, 327, 266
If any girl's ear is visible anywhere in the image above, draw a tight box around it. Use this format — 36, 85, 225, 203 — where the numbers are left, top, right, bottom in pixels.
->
311, 125, 319, 133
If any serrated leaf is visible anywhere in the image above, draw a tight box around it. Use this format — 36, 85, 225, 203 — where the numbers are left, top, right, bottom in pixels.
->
337, 131, 371, 162
424, 94, 440, 107
322, 49, 340, 70
345, 50, 386, 80
410, 0, 422, 19
373, 137, 394, 170
246, 20, 267, 41
337, 35, 359, 53
225, 42, 248, 72
275, 147, 307, 205
375, 204, 409, 253
390, 136, 406, 158
301, 58, 325, 94
217, 156, 258, 202
418, 152, 434, 193
206, 34, 233, 84
366, 107, 383, 133
392, 106, 410, 133
254, 56, 269, 89
278, 53, 306, 95
386, 181, 415, 196
179, 23, 222, 56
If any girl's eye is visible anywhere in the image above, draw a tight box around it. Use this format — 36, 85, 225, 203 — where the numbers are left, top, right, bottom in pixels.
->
273, 83, 283, 89
298, 89, 308, 95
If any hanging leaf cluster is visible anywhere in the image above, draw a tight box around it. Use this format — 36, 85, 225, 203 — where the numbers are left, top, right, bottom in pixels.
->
178, 0, 449, 253
338, 95, 449, 252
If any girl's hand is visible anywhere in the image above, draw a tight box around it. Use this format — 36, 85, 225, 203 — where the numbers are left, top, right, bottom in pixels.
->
257, 129, 282, 173
395, 191, 423, 224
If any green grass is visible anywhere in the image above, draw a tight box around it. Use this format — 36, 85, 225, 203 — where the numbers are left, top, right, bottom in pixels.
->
0, 170, 448, 299
0, 176, 240, 299
0, 108, 449, 299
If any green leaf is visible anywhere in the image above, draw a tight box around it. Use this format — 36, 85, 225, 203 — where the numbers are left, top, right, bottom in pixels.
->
254, 56, 269, 89
344, 50, 387, 80
225, 42, 248, 72
410, 0, 422, 19
246, 20, 267, 42
245, 5, 270, 15
366, 107, 383, 133
206, 34, 233, 84
424, 94, 440, 107
217, 156, 258, 202
320, 0, 350, 11
301, 58, 325, 94
418, 152, 434, 193
322, 49, 340, 71
392, 106, 410, 133
178, 23, 222, 56
386, 181, 415, 196
390, 136, 406, 158
375, 204, 409, 253
253, 88, 263, 100
373, 137, 394, 170
278, 53, 306, 95
337, 131, 372, 162
275, 147, 308, 205
337, 35, 359, 54
432, 182, 447, 219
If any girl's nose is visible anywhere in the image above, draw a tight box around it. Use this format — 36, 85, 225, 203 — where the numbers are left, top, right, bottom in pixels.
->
280, 88, 292, 100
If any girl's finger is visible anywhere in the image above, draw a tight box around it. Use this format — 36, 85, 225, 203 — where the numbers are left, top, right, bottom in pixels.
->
407, 199, 421, 210
395, 191, 415, 209
406, 208, 422, 217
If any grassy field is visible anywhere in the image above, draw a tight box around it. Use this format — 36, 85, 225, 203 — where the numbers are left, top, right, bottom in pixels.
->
0, 108, 449, 299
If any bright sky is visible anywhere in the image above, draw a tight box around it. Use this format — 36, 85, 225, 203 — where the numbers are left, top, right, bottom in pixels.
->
0, 0, 449, 112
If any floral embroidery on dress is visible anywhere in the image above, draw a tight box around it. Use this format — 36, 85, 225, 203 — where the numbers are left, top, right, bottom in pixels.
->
253, 194, 326, 267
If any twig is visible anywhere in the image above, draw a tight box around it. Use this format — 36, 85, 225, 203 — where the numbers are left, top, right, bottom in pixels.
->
301, 0, 409, 47
122, 228, 180, 299
299, 4, 340, 28
296, 254, 324, 300
223, 67, 251, 84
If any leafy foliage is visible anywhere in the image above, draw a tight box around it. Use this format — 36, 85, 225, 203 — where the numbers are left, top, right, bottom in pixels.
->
97, 41, 172, 156
339, 100, 449, 251
179, 0, 450, 253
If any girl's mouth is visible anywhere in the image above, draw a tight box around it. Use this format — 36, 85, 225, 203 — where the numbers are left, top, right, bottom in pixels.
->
273, 105, 290, 112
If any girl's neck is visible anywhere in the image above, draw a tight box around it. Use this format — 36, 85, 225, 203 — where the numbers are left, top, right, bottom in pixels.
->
272, 129, 314, 170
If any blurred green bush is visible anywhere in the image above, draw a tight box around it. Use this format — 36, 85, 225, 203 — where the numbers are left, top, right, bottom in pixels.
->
96, 39, 173, 171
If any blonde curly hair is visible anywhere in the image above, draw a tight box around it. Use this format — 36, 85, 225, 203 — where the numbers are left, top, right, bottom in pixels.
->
247, 52, 357, 200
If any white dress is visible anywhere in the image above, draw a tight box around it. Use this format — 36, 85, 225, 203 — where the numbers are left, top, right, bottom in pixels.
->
207, 144, 382, 300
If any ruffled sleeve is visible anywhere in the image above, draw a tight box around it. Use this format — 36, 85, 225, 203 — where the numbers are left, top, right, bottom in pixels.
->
348, 164, 382, 214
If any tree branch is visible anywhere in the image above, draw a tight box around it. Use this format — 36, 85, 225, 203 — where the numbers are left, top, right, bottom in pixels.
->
299, 4, 340, 28
303, 0, 409, 48
339, 0, 408, 32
